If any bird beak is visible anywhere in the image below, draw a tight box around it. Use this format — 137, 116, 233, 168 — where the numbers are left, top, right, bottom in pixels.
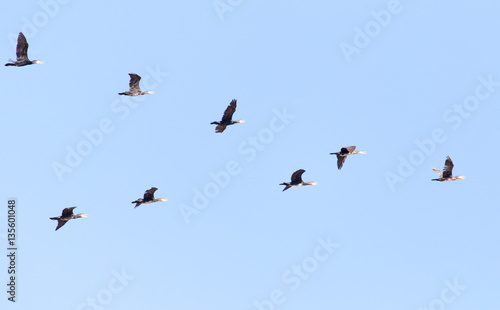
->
34, 60, 44, 64
311, 182, 317, 185
360, 151, 366, 154
82, 214, 88, 218
238, 120, 245, 123
161, 198, 167, 202
459, 176, 465, 179
146, 90, 154, 94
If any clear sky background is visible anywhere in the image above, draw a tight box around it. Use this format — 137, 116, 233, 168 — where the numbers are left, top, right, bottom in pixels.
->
1, 0, 499, 309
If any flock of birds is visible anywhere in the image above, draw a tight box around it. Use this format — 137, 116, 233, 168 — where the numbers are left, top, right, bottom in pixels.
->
6, 32, 465, 231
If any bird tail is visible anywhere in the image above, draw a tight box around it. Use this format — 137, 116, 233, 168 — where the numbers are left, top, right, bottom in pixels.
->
280, 183, 291, 191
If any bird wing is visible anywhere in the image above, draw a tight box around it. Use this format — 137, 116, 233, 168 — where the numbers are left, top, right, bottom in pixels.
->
215, 124, 227, 133
432, 167, 443, 177
143, 187, 158, 201
16, 32, 29, 61
291, 169, 305, 183
337, 155, 347, 170
128, 73, 142, 92
55, 219, 68, 231
221, 99, 237, 123
342, 146, 356, 154
442, 156, 454, 178
61, 207, 76, 218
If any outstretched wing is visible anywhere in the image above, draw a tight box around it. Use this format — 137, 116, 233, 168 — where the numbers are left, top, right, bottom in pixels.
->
61, 207, 76, 218
291, 169, 305, 183
16, 32, 29, 61
432, 167, 443, 178
341, 146, 356, 155
143, 187, 158, 201
55, 219, 68, 231
221, 99, 237, 123
215, 124, 227, 133
337, 155, 347, 170
442, 156, 454, 178
128, 73, 142, 92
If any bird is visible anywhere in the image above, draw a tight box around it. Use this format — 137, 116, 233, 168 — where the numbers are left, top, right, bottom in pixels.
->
330, 146, 365, 170
132, 187, 167, 208
5, 32, 43, 67
432, 156, 465, 182
211, 99, 244, 133
118, 73, 154, 96
50, 207, 87, 231
280, 169, 316, 191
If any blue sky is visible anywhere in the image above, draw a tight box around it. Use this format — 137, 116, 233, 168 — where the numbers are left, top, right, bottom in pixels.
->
1, 0, 500, 309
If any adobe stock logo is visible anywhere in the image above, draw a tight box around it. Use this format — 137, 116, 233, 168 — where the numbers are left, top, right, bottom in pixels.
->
8, 0, 73, 48
213, 0, 243, 21
339, 0, 404, 63
75, 269, 134, 310
384, 74, 499, 191
418, 278, 466, 310
253, 236, 340, 310
51, 65, 168, 182
178, 107, 296, 224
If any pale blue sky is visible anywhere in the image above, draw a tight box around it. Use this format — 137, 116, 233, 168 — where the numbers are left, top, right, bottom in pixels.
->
1, 1, 500, 309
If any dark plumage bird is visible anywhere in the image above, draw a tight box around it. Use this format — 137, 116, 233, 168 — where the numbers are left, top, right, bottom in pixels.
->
280, 169, 316, 191
50, 207, 87, 231
5, 32, 43, 67
330, 146, 365, 170
132, 187, 167, 208
432, 156, 465, 182
118, 73, 154, 96
211, 99, 244, 133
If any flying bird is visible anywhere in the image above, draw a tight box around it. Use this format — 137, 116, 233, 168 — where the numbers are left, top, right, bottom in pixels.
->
211, 99, 244, 133
330, 146, 365, 170
50, 207, 87, 231
5, 32, 43, 67
132, 187, 167, 208
432, 156, 465, 182
280, 169, 316, 191
118, 73, 154, 96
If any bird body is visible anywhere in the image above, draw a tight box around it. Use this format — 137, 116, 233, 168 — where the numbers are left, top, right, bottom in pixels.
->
280, 169, 316, 191
211, 99, 244, 133
431, 156, 464, 182
50, 207, 87, 231
330, 146, 365, 170
5, 32, 43, 67
119, 73, 154, 96
132, 187, 167, 208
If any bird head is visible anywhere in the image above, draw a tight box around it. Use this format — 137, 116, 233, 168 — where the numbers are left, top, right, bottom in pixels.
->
77, 214, 88, 218
237, 120, 245, 123
144, 90, 154, 95
33, 60, 43, 64
359, 151, 366, 155
457, 175, 465, 180
311, 182, 317, 186
160, 198, 167, 202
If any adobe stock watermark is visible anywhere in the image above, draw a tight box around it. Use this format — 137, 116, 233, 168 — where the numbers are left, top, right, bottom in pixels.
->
418, 278, 466, 310
75, 268, 134, 310
51, 65, 169, 182
8, 0, 72, 48
253, 236, 340, 310
213, 0, 243, 21
384, 74, 499, 191
339, 0, 403, 63
178, 107, 296, 224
